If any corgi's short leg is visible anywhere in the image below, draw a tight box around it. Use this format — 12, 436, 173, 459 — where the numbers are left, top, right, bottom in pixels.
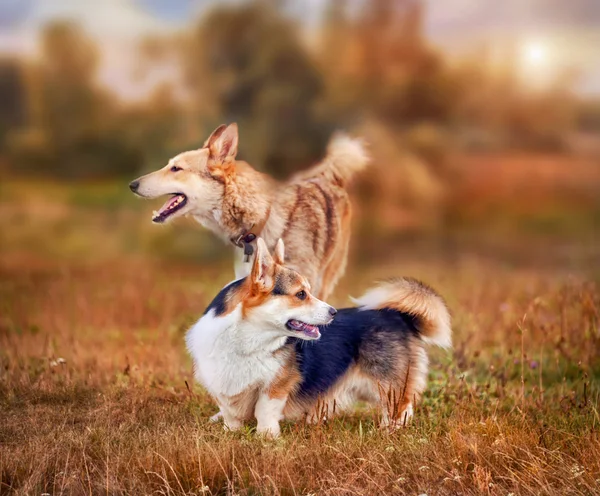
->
398, 403, 414, 424
219, 405, 243, 432
380, 401, 413, 428
255, 393, 287, 438
377, 345, 428, 429
209, 410, 223, 423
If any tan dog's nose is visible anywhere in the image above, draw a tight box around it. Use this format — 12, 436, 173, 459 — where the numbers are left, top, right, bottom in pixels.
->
328, 306, 337, 316
129, 180, 140, 192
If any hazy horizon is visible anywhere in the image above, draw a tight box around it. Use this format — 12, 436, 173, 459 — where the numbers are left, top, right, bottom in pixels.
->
1, 0, 599, 99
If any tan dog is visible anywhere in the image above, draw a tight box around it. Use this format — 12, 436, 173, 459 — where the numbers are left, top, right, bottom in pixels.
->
129, 124, 368, 299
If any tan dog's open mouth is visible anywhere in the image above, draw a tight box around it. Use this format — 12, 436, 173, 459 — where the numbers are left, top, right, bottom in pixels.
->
152, 194, 188, 223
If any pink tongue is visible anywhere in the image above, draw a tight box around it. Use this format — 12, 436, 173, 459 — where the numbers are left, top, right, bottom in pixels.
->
159, 195, 183, 214
303, 326, 320, 338
291, 320, 319, 337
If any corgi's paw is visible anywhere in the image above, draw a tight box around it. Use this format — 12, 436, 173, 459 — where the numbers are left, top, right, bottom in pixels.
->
209, 410, 224, 423
256, 422, 281, 438
223, 417, 243, 432
380, 404, 413, 429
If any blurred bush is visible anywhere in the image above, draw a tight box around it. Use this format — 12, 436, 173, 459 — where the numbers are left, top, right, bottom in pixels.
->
354, 120, 447, 236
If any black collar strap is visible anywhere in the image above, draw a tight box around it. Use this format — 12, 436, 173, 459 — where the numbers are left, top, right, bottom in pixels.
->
232, 232, 257, 262
230, 207, 271, 262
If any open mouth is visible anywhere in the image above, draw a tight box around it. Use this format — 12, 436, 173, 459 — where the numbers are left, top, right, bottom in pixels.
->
286, 319, 321, 339
152, 194, 187, 223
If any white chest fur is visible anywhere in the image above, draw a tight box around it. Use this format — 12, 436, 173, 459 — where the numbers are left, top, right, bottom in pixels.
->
186, 306, 287, 398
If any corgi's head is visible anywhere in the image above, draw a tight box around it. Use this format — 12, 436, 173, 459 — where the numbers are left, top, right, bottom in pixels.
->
129, 123, 239, 224
242, 239, 336, 340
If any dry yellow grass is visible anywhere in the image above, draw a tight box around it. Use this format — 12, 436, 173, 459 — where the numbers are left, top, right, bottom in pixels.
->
2, 252, 599, 495
1, 178, 599, 495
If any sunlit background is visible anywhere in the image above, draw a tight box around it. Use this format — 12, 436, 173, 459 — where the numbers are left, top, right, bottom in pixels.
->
1, 0, 599, 267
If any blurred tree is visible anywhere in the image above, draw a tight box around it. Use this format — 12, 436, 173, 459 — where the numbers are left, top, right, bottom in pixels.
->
117, 82, 187, 169
320, 0, 458, 127
183, 1, 330, 177
319, 0, 364, 121
8, 21, 143, 178
37, 22, 103, 152
0, 59, 27, 151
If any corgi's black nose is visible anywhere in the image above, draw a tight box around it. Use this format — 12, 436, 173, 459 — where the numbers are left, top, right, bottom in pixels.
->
129, 180, 139, 192
328, 306, 337, 316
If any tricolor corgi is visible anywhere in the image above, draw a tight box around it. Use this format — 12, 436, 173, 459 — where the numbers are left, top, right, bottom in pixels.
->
186, 239, 451, 437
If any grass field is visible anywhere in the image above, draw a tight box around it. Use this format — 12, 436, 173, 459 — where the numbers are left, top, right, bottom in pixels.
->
1, 171, 599, 495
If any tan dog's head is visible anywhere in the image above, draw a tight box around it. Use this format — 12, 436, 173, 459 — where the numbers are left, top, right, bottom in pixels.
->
242, 239, 337, 340
129, 123, 238, 224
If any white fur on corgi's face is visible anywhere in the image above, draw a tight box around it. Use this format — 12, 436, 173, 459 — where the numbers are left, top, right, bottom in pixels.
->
245, 239, 336, 340
129, 124, 237, 224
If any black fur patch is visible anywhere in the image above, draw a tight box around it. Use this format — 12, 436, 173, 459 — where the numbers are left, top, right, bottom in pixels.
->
272, 275, 286, 296
203, 278, 245, 316
293, 308, 420, 399
272, 272, 298, 296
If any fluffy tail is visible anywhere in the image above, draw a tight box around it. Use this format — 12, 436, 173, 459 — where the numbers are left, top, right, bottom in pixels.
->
312, 133, 369, 185
352, 277, 452, 349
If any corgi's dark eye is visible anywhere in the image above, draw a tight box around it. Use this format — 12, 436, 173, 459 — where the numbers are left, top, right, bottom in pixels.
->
170, 165, 182, 172
296, 290, 306, 300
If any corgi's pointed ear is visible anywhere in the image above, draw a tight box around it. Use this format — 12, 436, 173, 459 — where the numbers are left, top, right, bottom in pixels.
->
251, 238, 274, 291
273, 238, 285, 265
208, 123, 238, 163
203, 124, 227, 148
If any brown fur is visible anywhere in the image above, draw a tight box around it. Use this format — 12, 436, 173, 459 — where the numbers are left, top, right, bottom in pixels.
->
354, 277, 452, 349
217, 388, 259, 425
266, 177, 352, 298
130, 124, 368, 299
374, 340, 429, 426
268, 348, 301, 400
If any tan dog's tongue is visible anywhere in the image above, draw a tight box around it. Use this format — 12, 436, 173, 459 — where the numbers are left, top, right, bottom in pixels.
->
152, 194, 186, 222
160, 195, 184, 214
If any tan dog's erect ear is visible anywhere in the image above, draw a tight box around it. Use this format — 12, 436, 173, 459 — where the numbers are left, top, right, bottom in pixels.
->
208, 123, 238, 164
251, 238, 275, 292
273, 239, 285, 265
203, 124, 227, 148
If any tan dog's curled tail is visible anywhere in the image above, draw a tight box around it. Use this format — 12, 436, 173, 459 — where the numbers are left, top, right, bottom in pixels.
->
352, 277, 452, 349
320, 133, 369, 185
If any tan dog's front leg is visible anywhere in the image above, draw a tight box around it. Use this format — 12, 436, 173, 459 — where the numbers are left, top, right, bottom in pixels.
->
234, 249, 252, 279
255, 393, 287, 438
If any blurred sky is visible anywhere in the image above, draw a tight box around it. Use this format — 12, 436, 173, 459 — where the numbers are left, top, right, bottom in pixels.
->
1, 0, 599, 99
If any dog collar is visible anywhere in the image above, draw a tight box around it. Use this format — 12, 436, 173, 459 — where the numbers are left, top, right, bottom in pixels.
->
231, 207, 271, 262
